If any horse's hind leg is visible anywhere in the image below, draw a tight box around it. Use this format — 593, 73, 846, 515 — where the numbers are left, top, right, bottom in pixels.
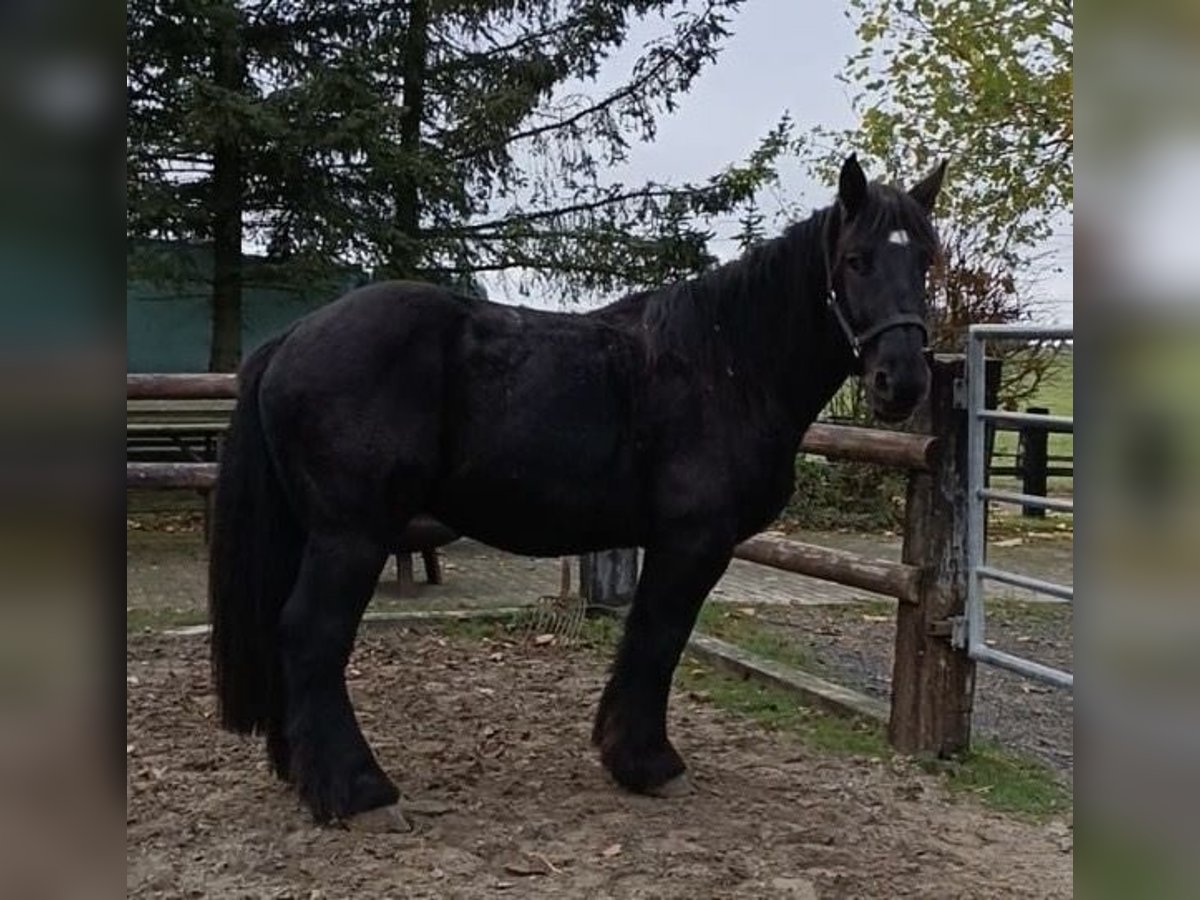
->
592, 530, 733, 795
278, 528, 398, 824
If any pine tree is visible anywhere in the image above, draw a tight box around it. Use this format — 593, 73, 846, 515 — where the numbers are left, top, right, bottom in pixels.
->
127, 0, 790, 370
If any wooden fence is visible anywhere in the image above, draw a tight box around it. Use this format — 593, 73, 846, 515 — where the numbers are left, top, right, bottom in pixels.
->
126, 354, 995, 757
736, 355, 997, 755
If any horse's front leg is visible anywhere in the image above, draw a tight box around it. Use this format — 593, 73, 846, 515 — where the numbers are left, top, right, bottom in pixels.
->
592, 530, 733, 795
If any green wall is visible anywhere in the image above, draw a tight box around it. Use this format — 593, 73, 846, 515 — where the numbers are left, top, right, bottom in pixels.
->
127, 243, 367, 373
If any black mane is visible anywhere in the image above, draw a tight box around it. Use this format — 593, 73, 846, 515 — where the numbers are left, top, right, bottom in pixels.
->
597, 181, 937, 402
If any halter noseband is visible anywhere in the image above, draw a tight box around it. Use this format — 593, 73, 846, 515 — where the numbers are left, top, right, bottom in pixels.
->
823, 221, 929, 361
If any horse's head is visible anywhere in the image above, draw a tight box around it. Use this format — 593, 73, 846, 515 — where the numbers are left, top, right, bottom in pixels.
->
826, 154, 946, 423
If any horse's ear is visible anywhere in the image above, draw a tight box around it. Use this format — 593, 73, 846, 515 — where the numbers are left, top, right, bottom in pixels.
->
909, 159, 948, 213
838, 154, 868, 221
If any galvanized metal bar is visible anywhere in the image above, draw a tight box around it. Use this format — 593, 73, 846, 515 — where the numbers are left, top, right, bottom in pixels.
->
976, 565, 1073, 601
964, 332, 989, 654
968, 643, 1074, 690
964, 323, 1075, 691
976, 410, 1074, 433
979, 488, 1074, 513
964, 324, 1074, 341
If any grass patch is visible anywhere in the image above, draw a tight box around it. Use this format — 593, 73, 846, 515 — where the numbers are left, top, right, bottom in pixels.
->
127, 606, 206, 634
686, 604, 1069, 820
991, 349, 1074, 493
695, 603, 815, 671
675, 662, 889, 756
678, 658, 1068, 819
986, 597, 1072, 627
922, 740, 1071, 819
1075, 825, 1191, 900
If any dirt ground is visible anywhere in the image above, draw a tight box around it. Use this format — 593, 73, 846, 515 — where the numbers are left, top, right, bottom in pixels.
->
126, 518, 1075, 781
127, 627, 1072, 899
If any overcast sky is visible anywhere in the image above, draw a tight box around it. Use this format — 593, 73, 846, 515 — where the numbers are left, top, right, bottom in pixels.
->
489, 0, 1073, 324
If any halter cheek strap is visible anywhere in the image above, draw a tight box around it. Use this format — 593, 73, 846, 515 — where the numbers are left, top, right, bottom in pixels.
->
824, 287, 928, 360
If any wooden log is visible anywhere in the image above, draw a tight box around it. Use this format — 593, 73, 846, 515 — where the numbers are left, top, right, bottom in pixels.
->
800, 422, 937, 471
733, 534, 920, 604
127, 462, 218, 490
887, 354, 998, 757
127, 373, 238, 399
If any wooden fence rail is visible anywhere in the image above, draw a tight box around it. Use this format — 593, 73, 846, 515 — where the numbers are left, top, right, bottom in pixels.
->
127, 355, 991, 758
733, 534, 921, 604
127, 462, 217, 490
128, 373, 238, 399
799, 423, 938, 471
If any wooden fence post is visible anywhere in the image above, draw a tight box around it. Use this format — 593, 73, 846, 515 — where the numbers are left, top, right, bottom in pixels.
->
579, 548, 640, 614
888, 353, 998, 756
1020, 406, 1049, 517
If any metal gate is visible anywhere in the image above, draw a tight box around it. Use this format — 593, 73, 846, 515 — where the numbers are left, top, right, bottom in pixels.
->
962, 324, 1074, 689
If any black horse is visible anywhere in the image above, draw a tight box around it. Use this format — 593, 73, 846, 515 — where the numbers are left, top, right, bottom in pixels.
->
209, 155, 946, 827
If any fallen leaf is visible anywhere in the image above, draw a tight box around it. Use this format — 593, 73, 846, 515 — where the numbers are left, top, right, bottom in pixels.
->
995, 537, 1024, 547
601, 843, 623, 858
533, 634, 555, 645
503, 860, 550, 877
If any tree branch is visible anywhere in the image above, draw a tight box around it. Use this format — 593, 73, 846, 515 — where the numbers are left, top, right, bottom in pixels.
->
428, 186, 686, 235
449, 0, 718, 162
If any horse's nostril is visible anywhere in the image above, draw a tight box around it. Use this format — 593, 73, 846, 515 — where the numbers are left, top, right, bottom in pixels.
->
872, 370, 891, 397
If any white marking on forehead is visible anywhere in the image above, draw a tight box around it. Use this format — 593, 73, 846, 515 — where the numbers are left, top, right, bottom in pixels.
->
888, 229, 910, 246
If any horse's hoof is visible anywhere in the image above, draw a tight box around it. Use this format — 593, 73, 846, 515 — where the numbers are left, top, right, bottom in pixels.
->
344, 803, 413, 833
647, 772, 694, 798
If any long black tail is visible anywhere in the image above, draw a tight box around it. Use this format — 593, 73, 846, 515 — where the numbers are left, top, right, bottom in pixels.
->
208, 333, 304, 734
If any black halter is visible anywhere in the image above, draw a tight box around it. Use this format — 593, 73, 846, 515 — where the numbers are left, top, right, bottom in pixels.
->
822, 219, 929, 361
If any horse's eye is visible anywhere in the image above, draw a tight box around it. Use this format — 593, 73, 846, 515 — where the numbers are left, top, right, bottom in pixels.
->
845, 252, 870, 275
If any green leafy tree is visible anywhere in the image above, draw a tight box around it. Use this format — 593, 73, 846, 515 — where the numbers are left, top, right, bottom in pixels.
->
128, 0, 791, 370
810, 0, 1072, 256
795, 0, 1072, 424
